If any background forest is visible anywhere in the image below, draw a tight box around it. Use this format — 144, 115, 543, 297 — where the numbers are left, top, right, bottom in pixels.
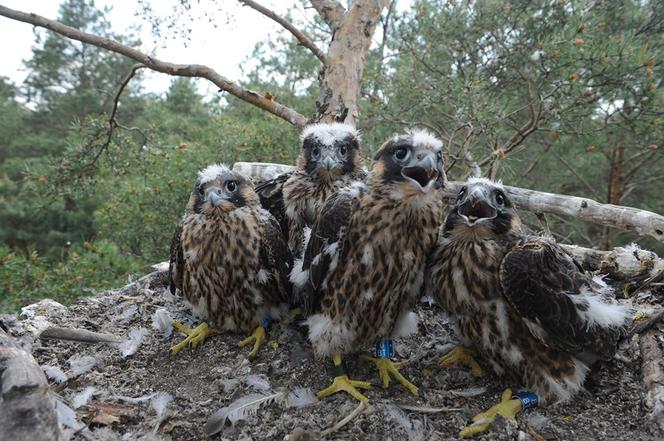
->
1, 0, 662, 312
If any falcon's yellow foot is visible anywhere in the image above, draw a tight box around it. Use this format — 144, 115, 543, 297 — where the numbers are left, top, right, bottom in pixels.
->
459, 389, 523, 438
361, 355, 419, 396
439, 346, 483, 376
317, 375, 372, 402
238, 326, 266, 358
171, 321, 222, 356
317, 354, 372, 402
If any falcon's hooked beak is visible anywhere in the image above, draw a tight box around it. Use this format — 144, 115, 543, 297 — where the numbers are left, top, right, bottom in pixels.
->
457, 187, 497, 225
401, 150, 441, 192
321, 153, 337, 171
204, 186, 226, 206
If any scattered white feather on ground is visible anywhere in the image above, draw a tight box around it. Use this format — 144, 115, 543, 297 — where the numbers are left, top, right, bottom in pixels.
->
72, 386, 96, 409
42, 364, 68, 384
118, 328, 147, 357
204, 392, 286, 436
54, 397, 85, 431
151, 308, 173, 338
68, 355, 98, 377
287, 387, 318, 408
244, 374, 272, 391
150, 392, 172, 421
384, 404, 425, 441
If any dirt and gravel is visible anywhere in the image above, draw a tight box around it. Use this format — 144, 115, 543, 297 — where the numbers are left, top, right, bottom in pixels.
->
1, 267, 662, 441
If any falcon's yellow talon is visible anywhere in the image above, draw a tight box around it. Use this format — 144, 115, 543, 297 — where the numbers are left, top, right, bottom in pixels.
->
238, 326, 266, 357
171, 321, 221, 356
317, 354, 371, 402
459, 388, 523, 438
317, 375, 371, 402
439, 346, 483, 377
362, 355, 419, 396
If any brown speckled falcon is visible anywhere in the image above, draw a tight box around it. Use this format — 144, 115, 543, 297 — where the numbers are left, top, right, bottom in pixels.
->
255, 123, 366, 259
298, 129, 446, 401
168, 164, 292, 357
425, 178, 631, 437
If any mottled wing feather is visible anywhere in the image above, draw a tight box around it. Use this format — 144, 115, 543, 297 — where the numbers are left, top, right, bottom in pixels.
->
168, 222, 184, 294
255, 172, 292, 240
260, 213, 293, 303
301, 191, 358, 316
499, 238, 614, 355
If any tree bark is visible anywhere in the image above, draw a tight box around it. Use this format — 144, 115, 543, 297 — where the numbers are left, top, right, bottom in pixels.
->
312, 0, 389, 125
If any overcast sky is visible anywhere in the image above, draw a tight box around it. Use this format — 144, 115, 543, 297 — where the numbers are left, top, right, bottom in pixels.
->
0, 0, 309, 95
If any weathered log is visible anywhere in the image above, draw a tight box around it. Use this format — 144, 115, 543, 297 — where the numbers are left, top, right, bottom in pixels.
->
0, 329, 59, 441
232, 162, 664, 244
639, 330, 664, 431
561, 244, 664, 280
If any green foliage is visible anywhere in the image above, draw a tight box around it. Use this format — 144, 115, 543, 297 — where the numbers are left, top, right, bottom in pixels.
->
0, 241, 144, 313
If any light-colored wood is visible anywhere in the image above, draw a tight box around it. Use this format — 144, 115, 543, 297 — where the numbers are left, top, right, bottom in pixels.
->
312, 0, 389, 125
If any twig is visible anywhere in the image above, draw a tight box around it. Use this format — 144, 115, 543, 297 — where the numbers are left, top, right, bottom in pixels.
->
88, 63, 145, 168
238, 0, 327, 64
630, 308, 664, 336
320, 400, 367, 437
397, 404, 463, 413
40, 327, 122, 344
0, 5, 307, 128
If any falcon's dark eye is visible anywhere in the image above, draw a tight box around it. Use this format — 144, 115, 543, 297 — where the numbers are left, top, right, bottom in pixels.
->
339, 145, 348, 156
495, 192, 505, 206
437, 151, 443, 162
457, 187, 466, 200
197, 185, 204, 195
226, 180, 238, 192
311, 147, 321, 160
394, 147, 409, 161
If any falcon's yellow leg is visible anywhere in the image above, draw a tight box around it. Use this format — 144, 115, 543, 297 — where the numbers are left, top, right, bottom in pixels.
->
459, 389, 537, 438
317, 354, 372, 402
171, 321, 222, 356
439, 346, 483, 376
238, 326, 266, 358
361, 355, 419, 396
281, 308, 302, 326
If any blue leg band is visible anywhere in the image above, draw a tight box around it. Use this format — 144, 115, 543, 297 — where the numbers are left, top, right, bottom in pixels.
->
513, 391, 539, 409
376, 339, 395, 359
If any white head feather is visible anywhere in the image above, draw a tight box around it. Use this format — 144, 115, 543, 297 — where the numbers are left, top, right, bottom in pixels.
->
300, 123, 359, 145
198, 164, 231, 185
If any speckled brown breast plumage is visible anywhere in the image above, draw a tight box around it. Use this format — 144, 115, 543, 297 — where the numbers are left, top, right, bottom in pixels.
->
300, 130, 447, 358
426, 178, 631, 404
282, 169, 363, 256
169, 164, 292, 333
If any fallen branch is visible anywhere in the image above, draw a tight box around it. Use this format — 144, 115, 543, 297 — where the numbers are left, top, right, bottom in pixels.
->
639, 330, 664, 431
0, 329, 59, 441
40, 327, 122, 344
0, 5, 308, 128
231, 162, 664, 244
320, 400, 367, 437
239, 0, 327, 64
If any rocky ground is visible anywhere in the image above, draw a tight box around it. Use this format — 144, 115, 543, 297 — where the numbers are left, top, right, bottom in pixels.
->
1, 267, 662, 441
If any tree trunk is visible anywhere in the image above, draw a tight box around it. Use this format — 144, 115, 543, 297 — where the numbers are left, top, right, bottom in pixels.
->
313, 0, 388, 124
603, 144, 625, 250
